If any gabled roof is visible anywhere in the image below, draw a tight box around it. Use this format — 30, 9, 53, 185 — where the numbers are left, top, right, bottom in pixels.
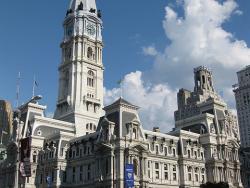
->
104, 97, 139, 111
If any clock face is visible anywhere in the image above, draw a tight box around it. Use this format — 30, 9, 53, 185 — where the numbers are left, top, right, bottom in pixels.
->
86, 23, 96, 36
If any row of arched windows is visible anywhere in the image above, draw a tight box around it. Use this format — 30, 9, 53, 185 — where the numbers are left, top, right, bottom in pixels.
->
86, 123, 96, 131
187, 166, 205, 182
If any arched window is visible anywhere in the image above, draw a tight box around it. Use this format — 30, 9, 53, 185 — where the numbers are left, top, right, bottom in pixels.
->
87, 70, 95, 87
201, 168, 205, 183
194, 168, 199, 182
133, 128, 137, 139
86, 124, 89, 130
87, 47, 93, 59
188, 166, 192, 181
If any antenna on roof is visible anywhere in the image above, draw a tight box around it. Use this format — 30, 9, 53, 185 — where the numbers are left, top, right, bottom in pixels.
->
16, 72, 21, 108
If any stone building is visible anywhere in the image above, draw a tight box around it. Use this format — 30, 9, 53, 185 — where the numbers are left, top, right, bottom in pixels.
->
0, 100, 13, 146
239, 148, 250, 188
0, 0, 243, 188
233, 66, 250, 188
233, 65, 250, 148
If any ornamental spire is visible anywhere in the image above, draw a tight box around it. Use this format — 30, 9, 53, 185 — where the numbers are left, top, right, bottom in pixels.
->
68, 0, 97, 13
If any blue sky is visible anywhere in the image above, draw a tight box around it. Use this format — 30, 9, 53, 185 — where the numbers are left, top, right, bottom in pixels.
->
0, 0, 169, 109
1, 0, 250, 131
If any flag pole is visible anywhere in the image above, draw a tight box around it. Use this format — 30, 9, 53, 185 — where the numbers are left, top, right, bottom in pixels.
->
16, 72, 21, 108
120, 81, 123, 99
32, 75, 35, 98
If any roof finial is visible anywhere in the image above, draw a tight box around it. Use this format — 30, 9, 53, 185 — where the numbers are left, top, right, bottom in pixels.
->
117, 78, 124, 99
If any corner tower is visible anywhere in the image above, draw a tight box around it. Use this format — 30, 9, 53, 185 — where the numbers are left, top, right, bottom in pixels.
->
54, 0, 104, 136
194, 66, 215, 94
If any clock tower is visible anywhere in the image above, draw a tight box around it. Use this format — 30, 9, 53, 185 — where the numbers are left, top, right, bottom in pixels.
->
54, 0, 104, 136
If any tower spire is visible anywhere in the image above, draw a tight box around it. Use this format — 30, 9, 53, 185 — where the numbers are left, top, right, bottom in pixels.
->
54, 0, 104, 136
68, 0, 97, 13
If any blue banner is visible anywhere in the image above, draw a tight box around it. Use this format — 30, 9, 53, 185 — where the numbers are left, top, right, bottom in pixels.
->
125, 164, 134, 188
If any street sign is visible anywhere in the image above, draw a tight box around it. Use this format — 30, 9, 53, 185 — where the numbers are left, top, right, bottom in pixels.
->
125, 164, 134, 188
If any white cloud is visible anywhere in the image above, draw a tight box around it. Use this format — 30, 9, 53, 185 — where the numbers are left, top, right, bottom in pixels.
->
104, 71, 177, 132
105, 0, 248, 132
234, 10, 243, 16
142, 46, 158, 56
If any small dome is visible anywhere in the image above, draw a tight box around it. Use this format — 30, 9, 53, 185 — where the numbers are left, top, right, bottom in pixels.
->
69, 0, 97, 12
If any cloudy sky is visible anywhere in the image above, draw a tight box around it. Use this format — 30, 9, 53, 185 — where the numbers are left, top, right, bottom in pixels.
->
0, 0, 250, 132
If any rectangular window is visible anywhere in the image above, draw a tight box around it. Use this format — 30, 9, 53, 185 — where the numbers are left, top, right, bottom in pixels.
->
164, 172, 168, 180
155, 171, 159, 179
202, 175, 205, 183
106, 159, 109, 175
87, 164, 91, 180
194, 151, 197, 159
63, 171, 67, 183
80, 166, 83, 181
173, 165, 176, 171
72, 167, 76, 183
33, 155, 36, 163
40, 174, 43, 184
52, 170, 54, 182
164, 164, 168, 170
60, 148, 64, 156
155, 163, 159, 169
76, 147, 79, 156
188, 174, 192, 181
173, 148, 176, 157
156, 145, 159, 154
173, 173, 177, 181
195, 174, 199, 181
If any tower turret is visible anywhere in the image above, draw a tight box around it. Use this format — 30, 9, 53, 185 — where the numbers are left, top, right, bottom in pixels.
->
54, 0, 104, 136
194, 66, 215, 94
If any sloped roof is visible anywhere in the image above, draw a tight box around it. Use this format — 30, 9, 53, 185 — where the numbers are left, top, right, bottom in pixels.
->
104, 97, 139, 111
